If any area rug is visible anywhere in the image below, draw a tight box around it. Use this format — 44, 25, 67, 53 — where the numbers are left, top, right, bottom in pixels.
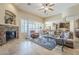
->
29, 36, 57, 50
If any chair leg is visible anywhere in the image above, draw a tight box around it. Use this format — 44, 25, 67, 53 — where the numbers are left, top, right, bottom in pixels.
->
62, 39, 64, 52
0, 39, 3, 46
62, 44, 64, 52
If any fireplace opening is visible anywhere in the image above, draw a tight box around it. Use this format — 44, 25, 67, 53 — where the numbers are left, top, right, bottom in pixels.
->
6, 31, 16, 41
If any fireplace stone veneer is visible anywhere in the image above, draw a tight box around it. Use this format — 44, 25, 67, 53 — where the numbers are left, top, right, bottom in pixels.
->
0, 24, 19, 45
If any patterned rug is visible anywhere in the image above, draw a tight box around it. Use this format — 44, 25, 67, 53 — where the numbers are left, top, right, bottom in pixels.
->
29, 36, 57, 50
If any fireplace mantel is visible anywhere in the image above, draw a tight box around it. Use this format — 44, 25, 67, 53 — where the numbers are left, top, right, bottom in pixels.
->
0, 23, 19, 27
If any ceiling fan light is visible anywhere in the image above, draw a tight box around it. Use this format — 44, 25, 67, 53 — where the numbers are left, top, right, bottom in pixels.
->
44, 7, 49, 10
41, 6, 44, 8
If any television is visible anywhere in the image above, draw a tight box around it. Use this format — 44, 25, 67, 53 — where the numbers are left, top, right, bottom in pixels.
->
59, 23, 65, 28
59, 23, 69, 28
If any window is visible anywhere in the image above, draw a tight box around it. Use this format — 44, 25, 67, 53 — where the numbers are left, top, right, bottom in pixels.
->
21, 18, 44, 35
21, 19, 28, 33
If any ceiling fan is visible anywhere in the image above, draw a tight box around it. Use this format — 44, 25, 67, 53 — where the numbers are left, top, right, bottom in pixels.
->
39, 3, 55, 13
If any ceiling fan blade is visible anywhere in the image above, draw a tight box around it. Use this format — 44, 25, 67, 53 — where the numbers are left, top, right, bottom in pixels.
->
48, 8, 54, 11
49, 4, 55, 7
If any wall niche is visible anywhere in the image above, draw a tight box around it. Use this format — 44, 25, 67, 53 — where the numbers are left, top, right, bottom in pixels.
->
5, 10, 16, 25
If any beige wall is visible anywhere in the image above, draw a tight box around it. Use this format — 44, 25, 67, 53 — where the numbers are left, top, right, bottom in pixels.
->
62, 4, 79, 17
0, 4, 6, 24
0, 3, 19, 25
45, 14, 62, 22
0, 3, 44, 39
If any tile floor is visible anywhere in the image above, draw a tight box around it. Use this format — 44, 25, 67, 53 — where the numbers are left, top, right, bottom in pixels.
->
0, 39, 79, 55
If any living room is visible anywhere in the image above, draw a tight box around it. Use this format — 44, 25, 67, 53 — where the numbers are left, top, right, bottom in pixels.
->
0, 3, 79, 55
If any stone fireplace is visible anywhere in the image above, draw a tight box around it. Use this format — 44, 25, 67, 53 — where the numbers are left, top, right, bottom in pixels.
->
0, 24, 19, 45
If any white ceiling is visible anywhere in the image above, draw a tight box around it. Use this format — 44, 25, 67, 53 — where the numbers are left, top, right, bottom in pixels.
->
14, 3, 76, 18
